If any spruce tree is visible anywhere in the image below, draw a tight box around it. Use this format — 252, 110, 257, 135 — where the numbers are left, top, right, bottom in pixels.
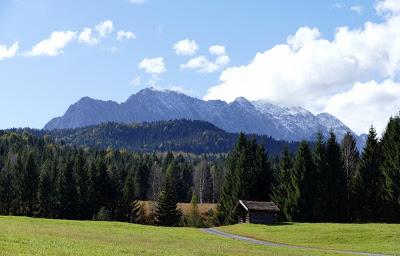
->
292, 141, 315, 221
380, 115, 400, 222
37, 160, 57, 218
356, 126, 383, 221
326, 131, 346, 222
155, 166, 182, 226
312, 132, 328, 221
23, 151, 38, 216
340, 132, 359, 221
57, 156, 79, 219
271, 146, 297, 221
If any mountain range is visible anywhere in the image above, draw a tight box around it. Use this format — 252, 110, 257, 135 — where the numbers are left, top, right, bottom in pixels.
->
44, 87, 366, 147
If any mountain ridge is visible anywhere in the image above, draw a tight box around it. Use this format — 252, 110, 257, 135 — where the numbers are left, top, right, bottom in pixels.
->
44, 87, 366, 147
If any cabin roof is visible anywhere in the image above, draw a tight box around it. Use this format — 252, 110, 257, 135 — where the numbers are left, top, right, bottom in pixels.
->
235, 200, 280, 212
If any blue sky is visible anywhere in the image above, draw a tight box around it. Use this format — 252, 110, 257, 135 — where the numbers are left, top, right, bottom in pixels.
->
1, 0, 399, 134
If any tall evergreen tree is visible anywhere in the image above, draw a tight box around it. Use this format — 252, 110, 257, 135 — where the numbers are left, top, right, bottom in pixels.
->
312, 132, 328, 221
155, 166, 182, 226
37, 160, 57, 217
356, 126, 383, 221
340, 132, 359, 221
326, 131, 346, 222
380, 115, 400, 222
23, 151, 38, 216
271, 146, 297, 221
292, 141, 315, 221
57, 156, 79, 219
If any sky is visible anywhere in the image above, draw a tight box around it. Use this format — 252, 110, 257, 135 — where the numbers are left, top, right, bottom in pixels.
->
1, 0, 400, 135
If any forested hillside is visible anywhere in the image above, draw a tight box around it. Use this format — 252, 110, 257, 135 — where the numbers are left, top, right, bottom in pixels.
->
11, 120, 298, 155
1, 115, 399, 225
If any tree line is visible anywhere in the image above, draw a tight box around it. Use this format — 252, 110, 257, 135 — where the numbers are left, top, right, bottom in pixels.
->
0, 132, 225, 224
217, 115, 400, 224
1, 114, 399, 226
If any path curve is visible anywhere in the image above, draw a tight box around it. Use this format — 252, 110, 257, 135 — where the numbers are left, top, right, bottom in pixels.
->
201, 228, 390, 256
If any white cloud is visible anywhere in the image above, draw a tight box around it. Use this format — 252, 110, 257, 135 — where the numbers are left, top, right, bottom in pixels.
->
25, 31, 76, 57
130, 76, 141, 86
324, 80, 400, 134
204, 0, 400, 134
209, 45, 226, 56
181, 55, 230, 73
138, 57, 166, 74
173, 39, 198, 56
350, 5, 363, 15
95, 20, 114, 37
129, 0, 146, 4
78, 28, 99, 46
0, 42, 19, 60
375, 0, 400, 16
117, 30, 136, 40
181, 45, 230, 73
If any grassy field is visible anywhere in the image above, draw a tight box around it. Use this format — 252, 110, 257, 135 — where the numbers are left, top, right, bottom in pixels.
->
0, 216, 352, 256
218, 223, 400, 255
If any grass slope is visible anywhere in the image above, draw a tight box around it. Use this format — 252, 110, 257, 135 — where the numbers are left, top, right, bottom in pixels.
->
0, 216, 348, 256
218, 223, 400, 255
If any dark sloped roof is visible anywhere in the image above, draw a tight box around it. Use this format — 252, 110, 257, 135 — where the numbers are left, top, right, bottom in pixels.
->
239, 200, 280, 212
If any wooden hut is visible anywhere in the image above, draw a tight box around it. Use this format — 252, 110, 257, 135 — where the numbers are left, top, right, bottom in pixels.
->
233, 200, 280, 224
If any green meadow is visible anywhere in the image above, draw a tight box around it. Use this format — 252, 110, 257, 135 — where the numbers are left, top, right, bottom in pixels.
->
0, 216, 357, 256
219, 223, 400, 255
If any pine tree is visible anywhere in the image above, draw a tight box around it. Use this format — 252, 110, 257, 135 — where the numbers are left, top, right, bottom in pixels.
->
292, 141, 315, 221
380, 115, 400, 222
271, 146, 297, 221
23, 151, 38, 216
134, 161, 149, 200
356, 126, 383, 221
312, 132, 328, 221
74, 149, 90, 219
57, 156, 79, 219
155, 166, 182, 226
122, 169, 137, 222
340, 132, 359, 221
37, 160, 57, 217
216, 133, 247, 224
254, 144, 273, 201
326, 131, 346, 222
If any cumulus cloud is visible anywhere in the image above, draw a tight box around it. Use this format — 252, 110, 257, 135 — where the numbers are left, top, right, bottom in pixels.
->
209, 45, 226, 56
117, 30, 136, 40
204, 0, 400, 134
95, 20, 114, 37
324, 80, 400, 134
181, 44, 230, 73
25, 31, 76, 57
138, 57, 166, 74
0, 42, 19, 60
173, 39, 198, 56
78, 28, 99, 46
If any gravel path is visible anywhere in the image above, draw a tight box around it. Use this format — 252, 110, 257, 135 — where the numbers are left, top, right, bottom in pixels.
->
201, 228, 390, 256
